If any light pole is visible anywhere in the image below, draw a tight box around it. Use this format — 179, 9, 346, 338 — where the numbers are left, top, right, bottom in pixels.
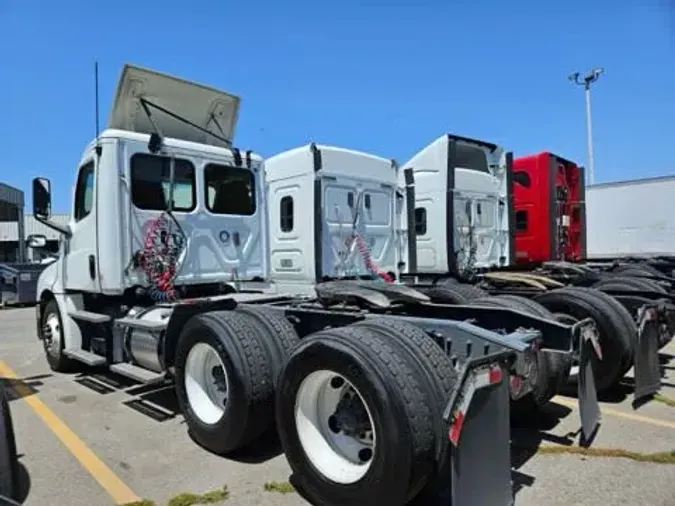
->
569, 68, 604, 186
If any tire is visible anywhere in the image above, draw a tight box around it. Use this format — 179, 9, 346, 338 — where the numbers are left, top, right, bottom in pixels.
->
593, 275, 667, 294
468, 295, 570, 413
579, 286, 638, 375
174, 310, 276, 454
534, 287, 635, 392
613, 263, 663, 277
427, 282, 487, 304
234, 305, 300, 384
276, 325, 439, 506
0, 386, 19, 503
41, 300, 78, 373
353, 319, 457, 462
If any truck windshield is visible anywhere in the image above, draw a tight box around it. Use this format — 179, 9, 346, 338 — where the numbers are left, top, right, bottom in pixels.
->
455, 144, 489, 174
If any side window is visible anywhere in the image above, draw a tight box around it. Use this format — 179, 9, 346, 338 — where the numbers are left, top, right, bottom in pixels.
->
513, 171, 531, 188
280, 196, 294, 232
515, 210, 528, 232
131, 153, 196, 212
414, 207, 427, 236
205, 164, 256, 215
74, 162, 95, 221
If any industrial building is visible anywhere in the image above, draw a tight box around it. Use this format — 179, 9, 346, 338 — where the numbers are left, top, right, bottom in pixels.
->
0, 182, 67, 262
0, 213, 68, 262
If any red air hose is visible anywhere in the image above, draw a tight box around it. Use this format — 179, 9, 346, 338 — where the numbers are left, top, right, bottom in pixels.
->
353, 234, 394, 283
134, 212, 186, 301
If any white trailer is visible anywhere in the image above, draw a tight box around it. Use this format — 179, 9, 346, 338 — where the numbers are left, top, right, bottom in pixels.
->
586, 175, 675, 259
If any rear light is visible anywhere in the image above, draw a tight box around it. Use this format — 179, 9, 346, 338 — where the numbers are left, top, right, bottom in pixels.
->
448, 364, 504, 445
508, 339, 539, 400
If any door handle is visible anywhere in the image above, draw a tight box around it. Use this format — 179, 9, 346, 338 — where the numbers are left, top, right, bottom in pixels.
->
88, 255, 96, 280
233, 232, 240, 247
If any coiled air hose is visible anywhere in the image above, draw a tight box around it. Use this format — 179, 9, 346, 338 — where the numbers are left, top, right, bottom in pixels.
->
134, 211, 187, 301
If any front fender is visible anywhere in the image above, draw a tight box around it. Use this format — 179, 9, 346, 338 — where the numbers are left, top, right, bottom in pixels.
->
35, 261, 62, 340
36, 261, 60, 299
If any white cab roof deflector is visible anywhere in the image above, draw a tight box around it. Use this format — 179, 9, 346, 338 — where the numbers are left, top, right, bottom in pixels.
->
108, 64, 240, 148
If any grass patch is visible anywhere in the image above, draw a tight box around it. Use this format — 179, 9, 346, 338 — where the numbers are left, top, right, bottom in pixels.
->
121, 501, 157, 506
167, 486, 229, 506
530, 444, 675, 464
654, 393, 675, 407
263, 481, 296, 494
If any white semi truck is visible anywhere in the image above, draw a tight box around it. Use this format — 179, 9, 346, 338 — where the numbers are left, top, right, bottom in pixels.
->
30, 64, 601, 506
390, 134, 669, 401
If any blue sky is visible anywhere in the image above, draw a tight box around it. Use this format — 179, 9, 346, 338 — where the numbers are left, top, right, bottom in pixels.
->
1, 0, 673, 213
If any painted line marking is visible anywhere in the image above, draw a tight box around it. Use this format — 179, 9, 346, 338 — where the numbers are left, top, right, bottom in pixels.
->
553, 395, 675, 430
0, 360, 140, 504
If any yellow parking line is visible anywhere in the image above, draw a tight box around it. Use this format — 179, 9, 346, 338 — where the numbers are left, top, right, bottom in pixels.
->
0, 360, 140, 505
553, 395, 675, 430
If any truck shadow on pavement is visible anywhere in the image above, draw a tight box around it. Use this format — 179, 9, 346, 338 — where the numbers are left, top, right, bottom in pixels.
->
0, 375, 52, 402
74, 369, 286, 463
509, 401, 586, 497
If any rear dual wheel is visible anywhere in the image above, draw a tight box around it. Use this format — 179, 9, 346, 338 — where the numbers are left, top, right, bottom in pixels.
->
535, 286, 635, 392
174, 307, 299, 455
276, 321, 457, 506
467, 295, 570, 414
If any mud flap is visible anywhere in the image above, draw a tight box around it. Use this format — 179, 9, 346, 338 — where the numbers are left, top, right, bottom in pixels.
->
633, 305, 663, 401
441, 359, 513, 506
577, 333, 600, 442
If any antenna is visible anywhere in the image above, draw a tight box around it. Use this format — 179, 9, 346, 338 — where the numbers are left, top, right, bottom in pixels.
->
94, 61, 102, 157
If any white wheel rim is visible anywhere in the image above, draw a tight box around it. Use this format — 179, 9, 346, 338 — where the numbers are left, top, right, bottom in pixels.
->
45, 313, 61, 357
294, 370, 376, 485
184, 343, 229, 425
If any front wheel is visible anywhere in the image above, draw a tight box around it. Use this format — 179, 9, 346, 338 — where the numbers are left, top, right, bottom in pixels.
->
40, 300, 77, 373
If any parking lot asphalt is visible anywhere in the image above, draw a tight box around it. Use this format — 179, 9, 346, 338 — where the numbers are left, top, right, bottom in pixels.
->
1, 306, 674, 506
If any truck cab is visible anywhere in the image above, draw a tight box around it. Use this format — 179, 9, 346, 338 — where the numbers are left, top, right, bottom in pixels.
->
264, 143, 402, 293
399, 134, 514, 276
512, 152, 586, 263
33, 65, 267, 356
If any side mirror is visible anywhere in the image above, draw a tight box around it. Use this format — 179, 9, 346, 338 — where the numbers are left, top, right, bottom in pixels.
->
32, 177, 52, 220
27, 234, 47, 249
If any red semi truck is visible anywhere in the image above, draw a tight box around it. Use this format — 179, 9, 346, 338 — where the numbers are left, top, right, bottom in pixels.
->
512, 152, 586, 264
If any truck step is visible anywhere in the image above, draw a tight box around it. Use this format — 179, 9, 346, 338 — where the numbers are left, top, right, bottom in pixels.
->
115, 317, 167, 332
109, 363, 165, 384
68, 310, 111, 324
63, 349, 106, 366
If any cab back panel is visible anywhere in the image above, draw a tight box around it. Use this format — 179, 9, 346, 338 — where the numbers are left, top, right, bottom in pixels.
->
266, 144, 400, 283
320, 177, 396, 278
317, 146, 399, 279
402, 134, 512, 275
120, 138, 267, 289
513, 153, 553, 262
513, 152, 586, 263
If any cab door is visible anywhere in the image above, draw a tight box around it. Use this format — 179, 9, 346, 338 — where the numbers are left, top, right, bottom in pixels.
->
63, 156, 100, 292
